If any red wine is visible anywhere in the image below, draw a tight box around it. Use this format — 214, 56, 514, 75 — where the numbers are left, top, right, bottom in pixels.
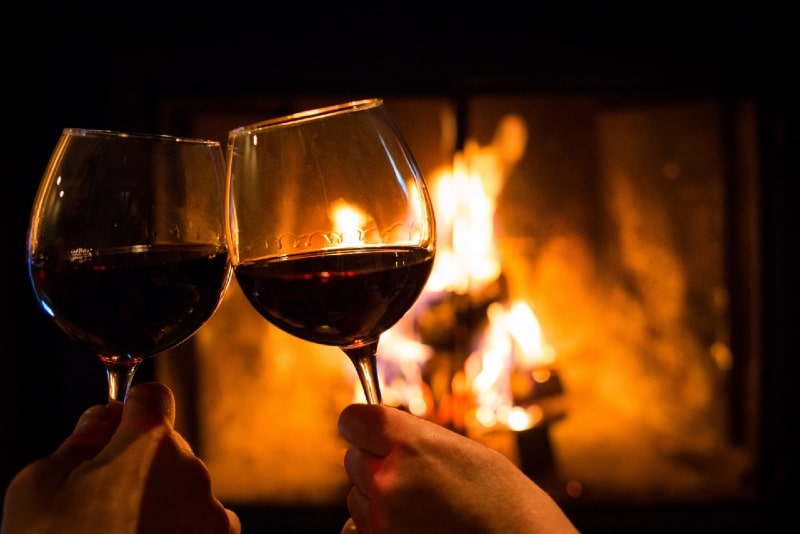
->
29, 244, 230, 360
234, 247, 434, 347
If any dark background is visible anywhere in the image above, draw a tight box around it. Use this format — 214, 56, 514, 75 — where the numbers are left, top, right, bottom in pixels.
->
3, 4, 793, 532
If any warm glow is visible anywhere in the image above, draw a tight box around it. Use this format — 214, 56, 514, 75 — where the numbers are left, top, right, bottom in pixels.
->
498, 301, 556, 369
162, 98, 748, 508
465, 301, 555, 430
378, 114, 551, 433
377, 328, 433, 416
422, 116, 526, 294
407, 180, 430, 245
428, 151, 502, 294
330, 200, 369, 245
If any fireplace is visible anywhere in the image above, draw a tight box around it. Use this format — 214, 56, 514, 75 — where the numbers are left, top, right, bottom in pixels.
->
156, 92, 762, 522
4, 8, 791, 533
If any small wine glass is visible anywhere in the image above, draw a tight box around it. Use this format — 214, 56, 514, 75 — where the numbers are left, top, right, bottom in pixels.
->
27, 128, 232, 402
226, 98, 436, 405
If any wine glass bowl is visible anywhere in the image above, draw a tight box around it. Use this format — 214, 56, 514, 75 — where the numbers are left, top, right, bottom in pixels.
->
27, 129, 231, 402
226, 99, 436, 404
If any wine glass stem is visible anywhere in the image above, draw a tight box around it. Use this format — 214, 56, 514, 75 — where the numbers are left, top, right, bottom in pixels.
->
344, 343, 383, 405
105, 360, 141, 403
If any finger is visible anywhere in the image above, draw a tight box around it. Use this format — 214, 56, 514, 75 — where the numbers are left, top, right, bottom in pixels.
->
121, 382, 176, 429
343, 445, 383, 496
346, 486, 372, 534
96, 382, 189, 462
338, 404, 410, 457
4, 401, 124, 510
49, 401, 124, 468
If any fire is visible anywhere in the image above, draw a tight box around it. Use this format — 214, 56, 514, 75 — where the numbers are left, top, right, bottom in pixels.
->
502, 301, 557, 369
427, 152, 501, 293
465, 300, 555, 432
378, 113, 557, 434
163, 96, 751, 506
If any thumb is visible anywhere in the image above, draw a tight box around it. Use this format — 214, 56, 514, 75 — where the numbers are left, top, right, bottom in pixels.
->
120, 382, 176, 429
339, 403, 417, 457
98, 382, 185, 459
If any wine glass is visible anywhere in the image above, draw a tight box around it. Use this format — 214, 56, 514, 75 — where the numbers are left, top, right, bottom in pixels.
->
27, 128, 232, 402
226, 98, 436, 405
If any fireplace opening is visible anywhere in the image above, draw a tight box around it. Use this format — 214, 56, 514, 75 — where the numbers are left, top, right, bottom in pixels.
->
158, 93, 760, 513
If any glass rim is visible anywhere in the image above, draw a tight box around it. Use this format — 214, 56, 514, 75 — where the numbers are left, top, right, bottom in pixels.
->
62, 128, 222, 146
228, 98, 383, 137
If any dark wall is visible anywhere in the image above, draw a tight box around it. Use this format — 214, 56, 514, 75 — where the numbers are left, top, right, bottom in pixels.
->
3, 5, 793, 532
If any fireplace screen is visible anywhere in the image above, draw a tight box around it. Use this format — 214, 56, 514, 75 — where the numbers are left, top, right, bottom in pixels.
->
158, 94, 760, 507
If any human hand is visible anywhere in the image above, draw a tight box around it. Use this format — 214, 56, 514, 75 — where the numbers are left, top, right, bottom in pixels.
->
338, 404, 579, 534
1, 382, 240, 534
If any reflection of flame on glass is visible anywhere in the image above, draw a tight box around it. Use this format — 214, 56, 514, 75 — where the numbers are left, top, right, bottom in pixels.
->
330, 200, 368, 245
407, 180, 431, 245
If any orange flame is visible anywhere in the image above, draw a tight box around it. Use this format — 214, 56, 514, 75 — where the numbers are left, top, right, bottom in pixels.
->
378, 114, 554, 432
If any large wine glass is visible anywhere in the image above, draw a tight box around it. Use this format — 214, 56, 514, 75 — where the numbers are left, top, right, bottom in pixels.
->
27, 128, 232, 402
226, 98, 436, 405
